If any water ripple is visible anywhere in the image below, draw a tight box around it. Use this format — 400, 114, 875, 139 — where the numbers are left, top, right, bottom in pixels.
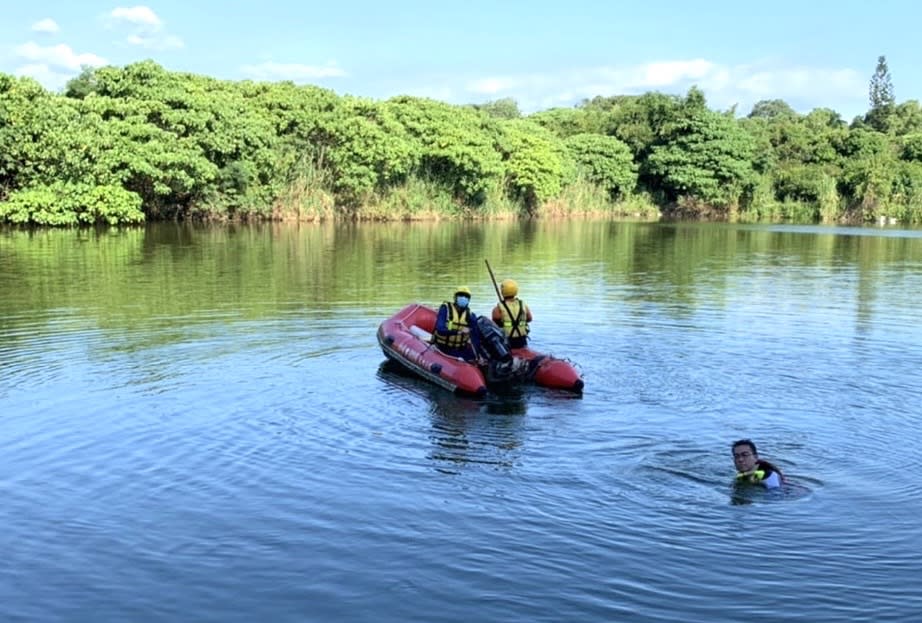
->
5, 223, 922, 622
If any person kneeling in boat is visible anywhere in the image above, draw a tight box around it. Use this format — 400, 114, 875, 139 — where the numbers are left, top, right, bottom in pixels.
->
732, 439, 784, 489
491, 278, 532, 349
432, 286, 483, 363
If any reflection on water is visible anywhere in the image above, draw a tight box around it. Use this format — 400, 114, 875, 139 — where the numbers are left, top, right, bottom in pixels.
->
729, 480, 814, 506
3, 220, 922, 623
377, 360, 527, 474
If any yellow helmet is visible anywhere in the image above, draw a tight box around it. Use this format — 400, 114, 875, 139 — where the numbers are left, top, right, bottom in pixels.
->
454, 286, 472, 297
500, 279, 518, 298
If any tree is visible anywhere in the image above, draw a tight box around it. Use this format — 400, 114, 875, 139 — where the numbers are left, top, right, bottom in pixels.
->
886, 100, 922, 136
647, 105, 757, 208
498, 119, 569, 213
839, 128, 899, 216
867, 55, 895, 132
384, 96, 505, 205
747, 99, 798, 121
564, 133, 637, 199
64, 66, 95, 99
900, 133, 922, 162
312, 97, 417, 204
529, 107, 597, 138
472, 97, 521, 120
869, 55, 894, 110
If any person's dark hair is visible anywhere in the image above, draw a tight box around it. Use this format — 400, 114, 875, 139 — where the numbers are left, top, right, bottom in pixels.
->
732, 439, 757, 455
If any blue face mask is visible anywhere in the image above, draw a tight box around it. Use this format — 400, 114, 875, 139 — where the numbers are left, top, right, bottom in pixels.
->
455, 295, 470, 308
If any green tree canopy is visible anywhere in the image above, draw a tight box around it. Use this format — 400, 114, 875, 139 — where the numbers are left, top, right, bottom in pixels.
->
748, 99, 799, 121
498, 119, 570, 213
313, 97, 417, 204
647, 97, 757, 207
385, 96, 505, 205
5, 60, 922, 226
529, 107, 602, 138
471, 97, 521, 120
564, 133, 637, 199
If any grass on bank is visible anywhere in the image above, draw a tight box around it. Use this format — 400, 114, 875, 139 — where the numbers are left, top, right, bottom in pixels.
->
5, 166, 922, 226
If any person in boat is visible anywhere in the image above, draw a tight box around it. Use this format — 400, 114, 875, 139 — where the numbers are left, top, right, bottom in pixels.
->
491, 278, 532, 349
732, 439, 783, 489
432, 286, 483, 362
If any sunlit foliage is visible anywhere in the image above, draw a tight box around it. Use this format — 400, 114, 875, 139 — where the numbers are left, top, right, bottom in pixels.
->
2, 58, 921, 226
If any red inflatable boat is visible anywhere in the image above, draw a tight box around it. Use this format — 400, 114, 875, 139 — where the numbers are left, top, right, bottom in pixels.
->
377, 303, 584, 397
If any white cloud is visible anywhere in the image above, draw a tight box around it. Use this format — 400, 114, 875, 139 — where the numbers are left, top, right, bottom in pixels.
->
106, 5, 183, 50
240, 61, 347, 82
32, 18, 60, 34
734, 67, 862, 98
466, 73, 558, 96
110, 6, 162, 28
633, 59, 715, 88
126, 33, 184, 50
457, 59, 867, 116
697, 65, 865, 114
14, 42, 107, 71
13, 63, 74, 91
467, 59, 718, 100
467, 77, 518, 95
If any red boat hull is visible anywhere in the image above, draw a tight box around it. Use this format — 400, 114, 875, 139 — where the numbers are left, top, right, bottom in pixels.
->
377, 303, 583, 396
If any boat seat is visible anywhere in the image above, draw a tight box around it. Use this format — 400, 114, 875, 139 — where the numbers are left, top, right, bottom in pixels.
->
409, 325, 433, 342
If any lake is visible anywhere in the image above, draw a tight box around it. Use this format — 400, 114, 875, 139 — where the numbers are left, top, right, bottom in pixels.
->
2, 219, 921, 622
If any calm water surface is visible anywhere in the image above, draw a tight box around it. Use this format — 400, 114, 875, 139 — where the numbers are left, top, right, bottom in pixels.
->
2, 220, 921, 622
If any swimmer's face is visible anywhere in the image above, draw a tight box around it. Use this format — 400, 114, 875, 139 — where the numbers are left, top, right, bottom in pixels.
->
732, 445, 757, 472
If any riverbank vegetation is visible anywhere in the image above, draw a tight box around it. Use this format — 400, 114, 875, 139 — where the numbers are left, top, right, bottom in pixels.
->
2, 56, 921, 226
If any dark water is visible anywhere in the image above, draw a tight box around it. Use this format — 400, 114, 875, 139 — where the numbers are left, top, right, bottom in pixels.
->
2, 220, 921, 622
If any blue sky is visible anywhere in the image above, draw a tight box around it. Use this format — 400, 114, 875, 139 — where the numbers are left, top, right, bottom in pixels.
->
2, 1, 919, 119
